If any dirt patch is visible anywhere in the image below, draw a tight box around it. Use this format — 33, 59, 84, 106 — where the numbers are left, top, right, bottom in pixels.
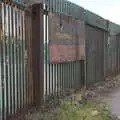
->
85, 75, 120, 99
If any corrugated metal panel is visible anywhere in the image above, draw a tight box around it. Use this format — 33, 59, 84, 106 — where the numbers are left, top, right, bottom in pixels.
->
104, 22, 120, 77
105, 35, 119, 77
117, 35, 120, 73
86, 25, 105, 85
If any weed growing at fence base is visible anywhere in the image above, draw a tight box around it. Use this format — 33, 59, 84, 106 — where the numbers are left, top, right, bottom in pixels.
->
25, 99, 114, 120
54, 100, 112, 120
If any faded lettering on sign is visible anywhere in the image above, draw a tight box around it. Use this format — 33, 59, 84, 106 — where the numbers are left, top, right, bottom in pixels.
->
48, 12, 85, 63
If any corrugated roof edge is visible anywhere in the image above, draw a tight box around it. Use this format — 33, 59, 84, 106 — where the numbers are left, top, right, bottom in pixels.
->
64, 0, 120, 32
84, 9, 108, 31
108, 22, 120, 35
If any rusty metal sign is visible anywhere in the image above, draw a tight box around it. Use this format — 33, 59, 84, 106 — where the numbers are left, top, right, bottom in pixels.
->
48, 12, 85, 63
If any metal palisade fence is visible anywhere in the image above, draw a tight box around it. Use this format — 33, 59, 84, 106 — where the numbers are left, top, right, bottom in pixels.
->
0, 1, 34, 119
0, 0, 120, 119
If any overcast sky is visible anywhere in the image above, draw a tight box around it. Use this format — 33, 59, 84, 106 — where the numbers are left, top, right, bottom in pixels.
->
68, 0, 120, 25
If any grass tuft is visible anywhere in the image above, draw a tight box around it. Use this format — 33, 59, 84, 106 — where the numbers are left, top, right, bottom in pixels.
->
55, 100, 112, 120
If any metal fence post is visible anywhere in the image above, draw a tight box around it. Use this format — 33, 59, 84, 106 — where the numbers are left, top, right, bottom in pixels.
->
32, 4, 44, 105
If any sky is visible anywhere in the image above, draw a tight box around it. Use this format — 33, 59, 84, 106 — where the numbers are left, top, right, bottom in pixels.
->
68, 0, 120, 25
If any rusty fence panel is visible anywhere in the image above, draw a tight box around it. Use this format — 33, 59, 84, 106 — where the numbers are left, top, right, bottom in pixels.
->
0, 1, 34, 119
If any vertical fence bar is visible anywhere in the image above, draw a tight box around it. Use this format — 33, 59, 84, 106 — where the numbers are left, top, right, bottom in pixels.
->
59, 64, 61, 94
25, 10, 29, 106
0, 1, 2, 119
61, 64, 63, 92
16, 6, 19, 110
14, 6, 18, 112
5, 4, 9, 118
26, 10, 29, 105
69, 62, 71, 89
54, 64, 56, 94
6, 3, 11, 115
23, 9, 26, 106
63, 63, 65, 89
51, 64, 53, 95
1, 3, 4, 120
19, 7, 22, 108
30, 10, 33, 104
64, 63, 67, 89
20, 8, 23, 109
10, 4, 14, 115
46, 8, 49, 97
3, 2, 7, 119
69, 63, 71, 89
56, 64, 58, 95
44, 8, 47, 97
66, 63, 68, 89
7, 4, 10, 115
